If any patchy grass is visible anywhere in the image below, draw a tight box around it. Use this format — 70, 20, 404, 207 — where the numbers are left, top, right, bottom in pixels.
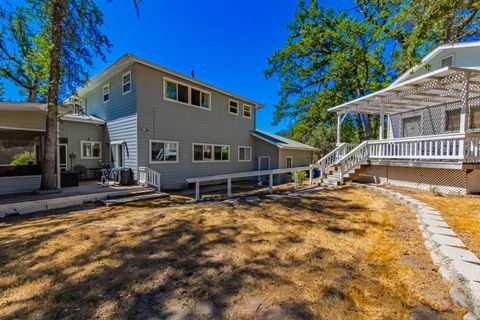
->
383, 185, 480, 258
0, 186, 463, 319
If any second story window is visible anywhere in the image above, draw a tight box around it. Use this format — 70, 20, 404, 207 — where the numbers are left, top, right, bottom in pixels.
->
164, 77, 211, 110
103, 83, 110, 103
229, 100, 238, 115
243, 105, 252, 118
122, 71, 131, 94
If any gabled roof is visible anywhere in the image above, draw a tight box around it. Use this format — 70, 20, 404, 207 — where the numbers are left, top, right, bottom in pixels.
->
61, 113, 105, 125
73, 53, 264, 108
391, 41, 480, 86
251, 129, 317, 151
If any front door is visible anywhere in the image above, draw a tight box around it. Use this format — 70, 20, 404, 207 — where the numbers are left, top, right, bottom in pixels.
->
111, 143, 123, 168
59, 144, 67, 171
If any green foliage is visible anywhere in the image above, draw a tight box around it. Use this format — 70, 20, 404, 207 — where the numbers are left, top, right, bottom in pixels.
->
266, 0, 480, 151
291, 170, 308, 183
429, 185, 441, 196
10, 151, 36, 166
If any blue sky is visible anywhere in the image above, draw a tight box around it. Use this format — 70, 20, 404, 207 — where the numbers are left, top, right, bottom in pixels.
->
4, 0, 356, 133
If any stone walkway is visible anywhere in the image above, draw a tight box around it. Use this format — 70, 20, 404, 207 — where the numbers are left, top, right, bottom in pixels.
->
354, 183, 480, 320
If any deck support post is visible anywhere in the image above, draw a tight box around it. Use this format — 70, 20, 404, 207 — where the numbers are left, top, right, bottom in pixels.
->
459, 71, 471, 159
227, 178, 232, 198
379, 107, 384, 141
268, 174, 273, 194
294, 171, 299, 189
309, 167, 313, 186
195, 181, 200, 201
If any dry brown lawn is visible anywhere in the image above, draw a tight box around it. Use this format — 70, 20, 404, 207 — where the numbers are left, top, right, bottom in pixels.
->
0, 186, 464, 320
383, 185, 480, 258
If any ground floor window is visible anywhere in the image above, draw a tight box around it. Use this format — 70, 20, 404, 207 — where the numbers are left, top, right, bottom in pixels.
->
286, 156, 293, 168
238, 146, 252, 161
193, 143, 230, 162
81, 141, 101, 159
150, 140, 178, 163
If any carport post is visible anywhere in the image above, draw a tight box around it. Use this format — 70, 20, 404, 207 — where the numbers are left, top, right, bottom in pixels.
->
195, 181, 200, 201
268, 174, 273, 194
294, 171, 299, 189
227, 178, 232, 198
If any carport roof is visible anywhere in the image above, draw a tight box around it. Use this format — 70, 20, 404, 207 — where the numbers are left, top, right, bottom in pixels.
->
251, 129, 317, 151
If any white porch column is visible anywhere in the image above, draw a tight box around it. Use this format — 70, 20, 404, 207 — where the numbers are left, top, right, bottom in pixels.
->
337, 113, 343, 145
386, 115, 392, 139
379, 107, 384, 141
460, 71, 471, 134
459, 71, 470, 160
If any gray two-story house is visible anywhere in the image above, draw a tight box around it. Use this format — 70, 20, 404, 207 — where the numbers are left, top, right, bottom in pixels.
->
67, 54, 316, 189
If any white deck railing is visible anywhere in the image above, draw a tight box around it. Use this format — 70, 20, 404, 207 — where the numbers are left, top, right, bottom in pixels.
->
138, 167, 161, 191
317, 143, 356, 178
338, 141, 370, 184
186, 165, 321, 201
368, 133, 480, 162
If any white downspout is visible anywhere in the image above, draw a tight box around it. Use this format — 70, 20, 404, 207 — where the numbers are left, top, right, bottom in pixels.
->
56, 117, 61, 189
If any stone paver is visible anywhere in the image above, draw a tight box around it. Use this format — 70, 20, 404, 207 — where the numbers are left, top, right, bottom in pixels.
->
245, 196, 261, 203
431, 234, 466, 248
420, 214, 445, 221
439, 246, 480, 264
452, 260, 480, 282
422, 219, 449, 228
427, 226, 456, 236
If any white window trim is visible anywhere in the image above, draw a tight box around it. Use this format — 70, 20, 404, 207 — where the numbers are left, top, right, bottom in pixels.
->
122, 70, 132, 95
229, 99, 239, 116
163, 77, 211, 111
286, 156, 293, 168
441, 54, 455, 67
238, 146, 252, 162
103, 83, 110, 103
243, 104, 252, 119
192, 143, 230, 163
80, 141, 102, 159
149, 139, 179, 164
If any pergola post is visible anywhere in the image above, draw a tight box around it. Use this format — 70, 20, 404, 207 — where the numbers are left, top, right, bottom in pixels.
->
459, 71, 470, 160
459, 71, 471, 134
379, 107, 384, 141
336, 113, 347, 145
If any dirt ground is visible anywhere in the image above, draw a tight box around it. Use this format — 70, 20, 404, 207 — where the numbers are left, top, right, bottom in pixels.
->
383, 184, 480, 257
0, 186, 464, 319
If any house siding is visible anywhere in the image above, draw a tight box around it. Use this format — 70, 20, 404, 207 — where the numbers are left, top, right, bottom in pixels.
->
278, 149, 313, 168
0, 110, 45, 131
135, 63, 257, 188
253, 138, 279, 170
106, 114, 138, 178
0, 175, 41, 195
59, 120, 105, 171
84, 65, 137, 121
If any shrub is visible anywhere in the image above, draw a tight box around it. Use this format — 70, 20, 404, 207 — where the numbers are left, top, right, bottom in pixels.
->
10, 152, 36, 166
291, 170, 308, 183
429, 185, 441, 196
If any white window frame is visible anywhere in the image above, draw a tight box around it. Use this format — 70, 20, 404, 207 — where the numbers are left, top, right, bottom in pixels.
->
163, 77, 211, 111
243, 104, 252, 119
238, 146, 252, 162
286, 156, 293, 168
80, 141, 102, 159
103, 83, 110, 103
229, 99, 239, 115
149, 139, 179, 164
192, 143, 230, 163
122, 71, 132, 95
441, 54, 455, 68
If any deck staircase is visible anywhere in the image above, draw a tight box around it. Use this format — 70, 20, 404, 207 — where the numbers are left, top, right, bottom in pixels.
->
318, 141, 370, 187
101, 187, 169, 206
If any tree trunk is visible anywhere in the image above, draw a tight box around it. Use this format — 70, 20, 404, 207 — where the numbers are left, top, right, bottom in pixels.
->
27, 88, 36, 103
364, 115, 373, 139
41, 0, 66, 190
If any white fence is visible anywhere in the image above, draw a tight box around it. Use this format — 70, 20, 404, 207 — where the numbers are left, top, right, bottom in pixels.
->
186, 165, 320, 201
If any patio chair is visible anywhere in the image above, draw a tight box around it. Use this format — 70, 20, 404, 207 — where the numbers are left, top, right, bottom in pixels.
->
98, 160, 112, 186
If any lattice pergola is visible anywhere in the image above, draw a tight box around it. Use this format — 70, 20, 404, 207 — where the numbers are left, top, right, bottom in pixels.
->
328, 66, 480, 143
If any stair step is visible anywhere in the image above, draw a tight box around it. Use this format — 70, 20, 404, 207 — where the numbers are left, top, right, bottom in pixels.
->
107, 188, 157, 199
102, 192, 170, 206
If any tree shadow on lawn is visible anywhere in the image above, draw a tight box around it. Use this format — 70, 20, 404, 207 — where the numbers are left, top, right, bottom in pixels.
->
0, 186, 417, 319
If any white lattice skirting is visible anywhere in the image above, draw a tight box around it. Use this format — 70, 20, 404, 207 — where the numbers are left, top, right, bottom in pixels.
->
0, 192, 113, 218
356, 166, 480, 195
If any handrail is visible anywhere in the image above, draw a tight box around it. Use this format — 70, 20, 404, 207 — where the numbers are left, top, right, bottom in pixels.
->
186, 164, 321, 201
337, 141, 370, 184
138, 167, 161, 191
317, 143, 357, 180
